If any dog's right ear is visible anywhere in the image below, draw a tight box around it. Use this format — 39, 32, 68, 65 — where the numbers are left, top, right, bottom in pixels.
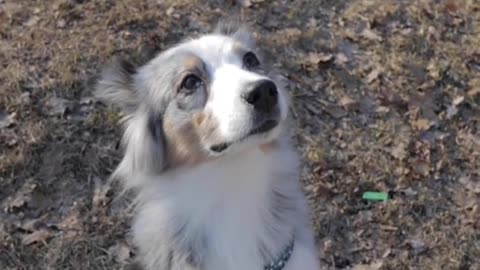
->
95, 57, 139, 115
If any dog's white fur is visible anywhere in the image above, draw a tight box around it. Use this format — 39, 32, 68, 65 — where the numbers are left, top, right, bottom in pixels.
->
96, 24, 320, 270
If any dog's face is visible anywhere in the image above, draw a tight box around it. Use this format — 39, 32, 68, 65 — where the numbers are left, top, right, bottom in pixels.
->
96, 25, 289, 175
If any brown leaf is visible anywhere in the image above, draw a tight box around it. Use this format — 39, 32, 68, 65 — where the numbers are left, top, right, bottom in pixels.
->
109, 243, 131, 264
453, 96, 465, 106
459, 176, 480, 194
24, 16, 40, 27
404, 239, 427, 255
92, 176, 111, 208
321, 103, 347, 119
56, 19, 66, 28
236, 0, 251, 7
22, 229, 53, 245
45, 96, 71, 116
300, 53, 333, 70
413, 159, 430, 176
8, 196, 27, 210
390, 142, 407, 160
338, 95, 359, 110
312, 53, 334, 63
353, 261, 383, 270
367, 67, 382, 83
335, 53, 349, 65
59, 211, 82, 232
361, 28, 383, 42
468, 87, 480, 97
279, 28, 302, 38
18, 214, 49, 232
467, 79, 480, 96
446, 96, 464, 119
411, 118, 433, 131
445, 1, 458, 15
5, 179, 38, 212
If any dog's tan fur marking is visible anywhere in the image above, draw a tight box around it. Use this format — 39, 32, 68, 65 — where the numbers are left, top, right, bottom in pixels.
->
259, 140, 278, 154
163, 110, 221, 169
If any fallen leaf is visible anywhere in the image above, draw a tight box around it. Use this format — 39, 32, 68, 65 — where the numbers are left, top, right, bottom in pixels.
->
56, 19, 66, 28
335, 53, 348, 65
398, 187, 418, 196
446, 95, 465, 119
59, 211, 82, 232
24, 16, 40, 27
405, 239, 427, 255
166, 6, 176, 16
413, 159, 430, 176
311, 52, 334, 64
361, 28, 383, 42
5, 179, 38, 212
45, 96, 71, 116
8, 196, 27, 210
390, 142, 407, 160
320, 103, 347, 119
411, 118, 433, 131
1, 129, 18, 147
380, 224, 398, 231
453, 96, 465, 105
427, 61, 442, 79
468, 88, 480, 97
445, 1, 458, 15
446, 105, 458, 119
236, 0, 251, 7
459, 176, 480, 194
18, 214, 50, 232
22, 229, 53, 245
300, 53, 333, 70
280, 28, 302, 38
367, 67, 382, 83
467, 79, 480, 96
109, 243, 131, 263
19, 92, 31, 105
353, 260, 383, 270
92, 176, 111, 208
382, 248, 392, 258
376, 106, 389, 113
338, 95, 359, 110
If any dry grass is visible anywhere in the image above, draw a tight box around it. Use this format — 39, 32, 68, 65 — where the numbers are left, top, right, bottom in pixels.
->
1, 0, 479, 269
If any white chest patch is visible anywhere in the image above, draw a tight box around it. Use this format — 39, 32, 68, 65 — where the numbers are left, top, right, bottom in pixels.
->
132, 145, 317, 270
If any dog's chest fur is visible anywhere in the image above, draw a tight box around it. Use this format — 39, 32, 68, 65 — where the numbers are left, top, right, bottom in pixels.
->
132, 143, 310, 270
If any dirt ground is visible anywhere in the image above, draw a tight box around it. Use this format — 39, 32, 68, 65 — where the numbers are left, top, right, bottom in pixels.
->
1, 0, 479, 269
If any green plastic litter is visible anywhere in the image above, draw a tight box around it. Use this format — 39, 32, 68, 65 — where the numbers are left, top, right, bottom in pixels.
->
362, 191, 389, 201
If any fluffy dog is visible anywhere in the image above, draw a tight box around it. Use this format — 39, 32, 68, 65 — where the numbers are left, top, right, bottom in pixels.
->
95, 23, 320, 270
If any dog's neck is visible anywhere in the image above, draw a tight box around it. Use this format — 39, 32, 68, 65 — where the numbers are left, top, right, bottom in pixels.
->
133, 141, 301, 270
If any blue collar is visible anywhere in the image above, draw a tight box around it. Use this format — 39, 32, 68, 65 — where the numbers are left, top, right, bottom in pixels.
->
264, 240, 294, 270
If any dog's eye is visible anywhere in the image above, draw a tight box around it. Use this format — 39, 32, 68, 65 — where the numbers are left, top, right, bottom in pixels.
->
180, 74, 203, 94
243, 52, 260, 70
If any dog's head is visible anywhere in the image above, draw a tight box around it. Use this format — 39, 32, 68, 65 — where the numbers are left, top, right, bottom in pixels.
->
96, 24, 289, 180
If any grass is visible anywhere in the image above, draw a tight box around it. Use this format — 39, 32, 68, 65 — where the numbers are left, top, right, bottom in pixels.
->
1, 0, 479, 269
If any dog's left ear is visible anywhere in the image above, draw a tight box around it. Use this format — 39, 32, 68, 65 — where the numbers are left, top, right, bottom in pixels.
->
95, 56, 139, 116
214, 20, 255, 48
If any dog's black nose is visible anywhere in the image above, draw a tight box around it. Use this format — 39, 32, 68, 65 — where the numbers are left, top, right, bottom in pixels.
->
243, 80, 278, 113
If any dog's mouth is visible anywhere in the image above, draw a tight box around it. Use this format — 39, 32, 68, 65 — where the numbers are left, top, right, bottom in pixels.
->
210, 120, 278, 153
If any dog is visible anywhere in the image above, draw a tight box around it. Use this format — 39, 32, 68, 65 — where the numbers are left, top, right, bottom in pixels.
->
95, 23, 320, 270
